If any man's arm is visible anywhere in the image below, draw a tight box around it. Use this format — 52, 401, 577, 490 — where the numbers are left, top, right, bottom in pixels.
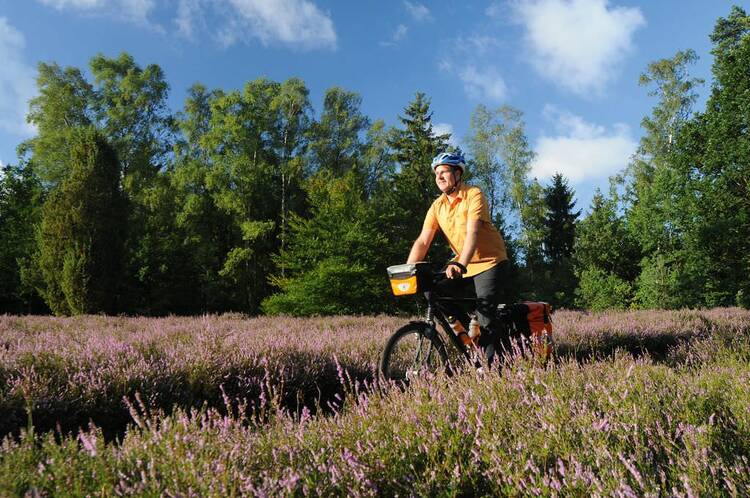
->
407, 227, 437, 263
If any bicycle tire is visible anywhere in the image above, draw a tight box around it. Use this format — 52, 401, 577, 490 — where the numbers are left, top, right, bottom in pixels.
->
379, 322, 448, 382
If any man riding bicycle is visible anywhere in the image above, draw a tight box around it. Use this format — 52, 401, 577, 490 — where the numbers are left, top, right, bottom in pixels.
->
406, 151, 511, 363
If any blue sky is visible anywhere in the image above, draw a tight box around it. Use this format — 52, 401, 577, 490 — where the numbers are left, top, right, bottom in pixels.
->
0, 0, 741, 210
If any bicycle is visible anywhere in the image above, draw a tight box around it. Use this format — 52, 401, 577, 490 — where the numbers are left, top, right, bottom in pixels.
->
379, 262, 553, 382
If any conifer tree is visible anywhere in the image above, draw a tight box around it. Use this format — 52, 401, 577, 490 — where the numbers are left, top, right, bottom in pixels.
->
37, 128, 126, 315
543, 173, 580, 264
384, 93, 450, 262
541, 173, 580, 307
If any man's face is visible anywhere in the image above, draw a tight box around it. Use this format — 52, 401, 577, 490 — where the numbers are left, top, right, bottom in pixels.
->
434, 165, 460, 193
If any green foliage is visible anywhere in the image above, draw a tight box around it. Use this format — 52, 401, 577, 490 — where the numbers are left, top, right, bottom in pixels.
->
737, 288, 750, 309
543, 173, 580, 264
576, 267, 633, 311
574, 192, 640, 281
263, 170, 389, 315
0, 164, 46, 313
573, 192, 639, 310
634, 254, 683, 309
262, 257, 381, 315
36, 127, 126, 315
466, 105, 525, 222
308, 87, 369, 176
374, 93, 452, 268
22, 63, 95, 186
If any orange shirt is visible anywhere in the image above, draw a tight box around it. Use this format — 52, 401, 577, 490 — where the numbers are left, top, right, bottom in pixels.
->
423, 184, 508, 277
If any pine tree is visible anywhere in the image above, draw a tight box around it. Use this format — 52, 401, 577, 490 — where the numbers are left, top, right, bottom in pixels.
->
383, 93, 450, 263
541, 173, 580, 307
543, 173, 580, 264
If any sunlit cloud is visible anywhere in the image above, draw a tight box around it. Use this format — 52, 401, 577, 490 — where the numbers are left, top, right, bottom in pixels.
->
36, 0, 159, 28
37, 0, 338, 49
380, 24, 408, 47
404, 1, 431, 22
511, 0, 645, 96
219, 0, 337, 49
459, 65, 508, 103
531, 106, 637, 182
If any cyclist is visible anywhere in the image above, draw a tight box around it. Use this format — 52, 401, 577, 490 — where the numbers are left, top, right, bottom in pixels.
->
406, 151, 511, 363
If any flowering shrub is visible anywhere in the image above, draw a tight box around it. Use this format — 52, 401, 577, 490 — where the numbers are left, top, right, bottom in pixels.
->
1, 308, 749, 496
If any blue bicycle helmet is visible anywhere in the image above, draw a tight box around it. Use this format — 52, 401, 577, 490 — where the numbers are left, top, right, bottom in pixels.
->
431, 151, 466, 173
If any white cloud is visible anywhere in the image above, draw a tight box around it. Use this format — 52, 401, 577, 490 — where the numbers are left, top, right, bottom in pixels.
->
175, 0, 201, 38
459, 65, 507, 103
38, 0, 337, 50
38, 0, 106, 8
221, 0, 337, 50
380, 24, 408, 47
531, 106, 637, 182
433, 123, 456, 146
0, 18, 36, 137
393, 24, 408, 41
511, 0, 645, 95
36, 0, 158, 27
404, 1, 431, 22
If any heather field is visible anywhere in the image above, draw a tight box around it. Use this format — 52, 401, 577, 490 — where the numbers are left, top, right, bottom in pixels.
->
1, 308, 750, 496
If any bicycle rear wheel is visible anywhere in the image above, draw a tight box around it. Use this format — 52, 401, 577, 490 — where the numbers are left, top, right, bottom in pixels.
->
379, 322, 448, 382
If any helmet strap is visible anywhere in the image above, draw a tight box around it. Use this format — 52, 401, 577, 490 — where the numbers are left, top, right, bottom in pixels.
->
445, 168, 461, 195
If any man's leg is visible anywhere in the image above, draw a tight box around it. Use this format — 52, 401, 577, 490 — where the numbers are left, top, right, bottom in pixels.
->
473, 261, 510, 363
433, 274, 472, 328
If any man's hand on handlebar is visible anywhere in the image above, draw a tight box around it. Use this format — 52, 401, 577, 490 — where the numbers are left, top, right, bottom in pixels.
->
445, 261, 467, 279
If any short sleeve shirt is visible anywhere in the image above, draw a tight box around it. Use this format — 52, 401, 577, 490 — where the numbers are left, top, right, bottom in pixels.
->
423, 184, 508, 277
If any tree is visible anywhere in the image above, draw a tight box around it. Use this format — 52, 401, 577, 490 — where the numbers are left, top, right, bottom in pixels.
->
697, 6, 750, 306
466, 105, 540, 276
194, 77, 312, 312
466, 105, 534, 226
543, 173, 580, 264
623, 50, 703, 309
308, 87, 369, 176
540, 173, 580, 307
359, 119, 395, 199
262, 169, 389, 315
0, 163, 46, 313
89, 53, 175, 193
382, 93, 451, 264
36, 128, 126, 315
22, 63, 95, 187
22, 53, 185, 315
271, 78, 312, 278
172, 84, 235, 312
573, 192, 640, 309
659, 6, 750, 308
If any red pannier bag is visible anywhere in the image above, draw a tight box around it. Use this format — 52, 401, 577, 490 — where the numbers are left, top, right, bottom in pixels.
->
509, 302, 553, 362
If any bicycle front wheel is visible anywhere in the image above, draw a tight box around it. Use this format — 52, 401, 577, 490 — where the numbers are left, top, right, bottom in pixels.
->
379, 322, 448, 382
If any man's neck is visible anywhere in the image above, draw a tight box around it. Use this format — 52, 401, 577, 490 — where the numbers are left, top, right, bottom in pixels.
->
445, 183, 461, 202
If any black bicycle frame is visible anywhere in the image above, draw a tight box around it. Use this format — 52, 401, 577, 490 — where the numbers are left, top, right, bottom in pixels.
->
422, 287, 479, 356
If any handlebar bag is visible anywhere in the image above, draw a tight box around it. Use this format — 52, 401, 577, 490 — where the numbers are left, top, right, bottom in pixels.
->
387, 263, 432, 296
